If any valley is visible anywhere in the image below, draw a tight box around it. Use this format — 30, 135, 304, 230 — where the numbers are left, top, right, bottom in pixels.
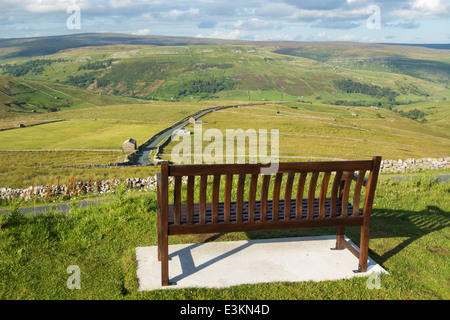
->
0, 33, 448, 189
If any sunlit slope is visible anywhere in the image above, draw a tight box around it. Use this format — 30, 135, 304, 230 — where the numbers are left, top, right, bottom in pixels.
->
1, 42, 448, 103
0, 74, 145, 116
160, 102, 450, 162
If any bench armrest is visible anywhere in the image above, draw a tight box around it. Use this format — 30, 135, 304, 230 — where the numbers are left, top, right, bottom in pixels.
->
351, 173, 368, 187
156, 173, 161, 214
341, 172, 368, 187
156, 173, 162, 189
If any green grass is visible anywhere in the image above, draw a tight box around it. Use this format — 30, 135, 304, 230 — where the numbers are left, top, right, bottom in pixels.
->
0, 120, 168, 150
0, 176, 448, 299
160, 102, 450, 163
0, 151, 123, 168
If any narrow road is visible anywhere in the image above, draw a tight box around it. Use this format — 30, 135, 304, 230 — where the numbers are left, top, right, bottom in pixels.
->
0, 198, 112, 216
132, 105, 238, 165
388, 173, 449, 183
132, 102, 284, 166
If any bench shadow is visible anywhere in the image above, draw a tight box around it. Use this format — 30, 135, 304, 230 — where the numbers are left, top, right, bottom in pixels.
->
245, 205, 449, 270
168, 239, 253, 284
367, 205, 449, 267
168, 235, 342, 284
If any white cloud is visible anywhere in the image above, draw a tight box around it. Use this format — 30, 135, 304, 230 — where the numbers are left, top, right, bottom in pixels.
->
252, 33, 294, 41
208, 29, 244, 40
412, 0, 447, 12
254, 3, 297, 18
11, 0, 93, 13
132, 28, 151, 35
233, 18, 282, 30
336, 34, 358, 41
161, 8, 200, 20
108, 0, 133, 9
0, 0, 448, 42
390, 0, 449, 19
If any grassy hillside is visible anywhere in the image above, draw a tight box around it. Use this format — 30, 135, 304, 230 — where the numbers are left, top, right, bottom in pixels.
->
0, 74, 145, 116
274, 42, 450, 84
1, 35, 448, 107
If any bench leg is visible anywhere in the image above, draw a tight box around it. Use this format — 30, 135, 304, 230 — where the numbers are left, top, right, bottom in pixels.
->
157, 216, 161, 261
160, 230, 169, 286
335, 227, 345, 250
358, 223, 370, 272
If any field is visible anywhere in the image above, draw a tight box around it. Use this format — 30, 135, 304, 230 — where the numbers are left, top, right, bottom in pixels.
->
0, 99, 449, 188
160, 101, 450, 163
0, 101, 238, 187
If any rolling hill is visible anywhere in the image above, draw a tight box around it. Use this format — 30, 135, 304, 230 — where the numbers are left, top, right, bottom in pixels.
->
0, 34, 448, 110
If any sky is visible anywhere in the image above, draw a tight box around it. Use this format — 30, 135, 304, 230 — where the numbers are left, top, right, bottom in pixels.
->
0, 0, 449, 43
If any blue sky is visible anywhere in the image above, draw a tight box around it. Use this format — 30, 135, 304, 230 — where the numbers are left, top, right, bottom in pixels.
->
0, 0, 449, 43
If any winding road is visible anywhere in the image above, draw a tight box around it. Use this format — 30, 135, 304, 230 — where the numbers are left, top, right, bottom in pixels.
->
132, 105, 239, 165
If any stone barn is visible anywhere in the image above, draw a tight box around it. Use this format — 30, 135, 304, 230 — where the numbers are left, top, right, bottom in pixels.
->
123, 138, 137, 152
189, 117, 202, 125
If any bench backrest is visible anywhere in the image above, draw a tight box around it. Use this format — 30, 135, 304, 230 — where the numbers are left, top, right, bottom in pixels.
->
157, 156, 381, 225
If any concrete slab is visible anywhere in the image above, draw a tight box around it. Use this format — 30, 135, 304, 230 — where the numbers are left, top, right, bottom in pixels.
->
136, 235, 388, 291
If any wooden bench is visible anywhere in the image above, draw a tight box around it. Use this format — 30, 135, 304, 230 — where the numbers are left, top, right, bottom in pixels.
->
156, 156, 381, 286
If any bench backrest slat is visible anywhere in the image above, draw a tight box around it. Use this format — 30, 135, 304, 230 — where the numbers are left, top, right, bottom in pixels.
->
330, 171, 343, 218
284, 173, 295, 221
236, 174, 246, 223
340, 171, 354, 218
212, 175, 221, 224
187, 176, 194, 225
248, 174, 259, 223
272, 173, 283, 221
319, 172, 331, 219
174, 176, 182, 225
261, 175, 271, 222
308, 172, 319, 220
353, 170, 367, 217
296, 172, 307, 220
224, 174, 233, 223
199, 175, 207, 224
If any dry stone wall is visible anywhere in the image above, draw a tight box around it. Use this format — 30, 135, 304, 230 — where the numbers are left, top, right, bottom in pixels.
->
380, 157, 449, 173
0, 158, 448, 202
0, 177, 158, 202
